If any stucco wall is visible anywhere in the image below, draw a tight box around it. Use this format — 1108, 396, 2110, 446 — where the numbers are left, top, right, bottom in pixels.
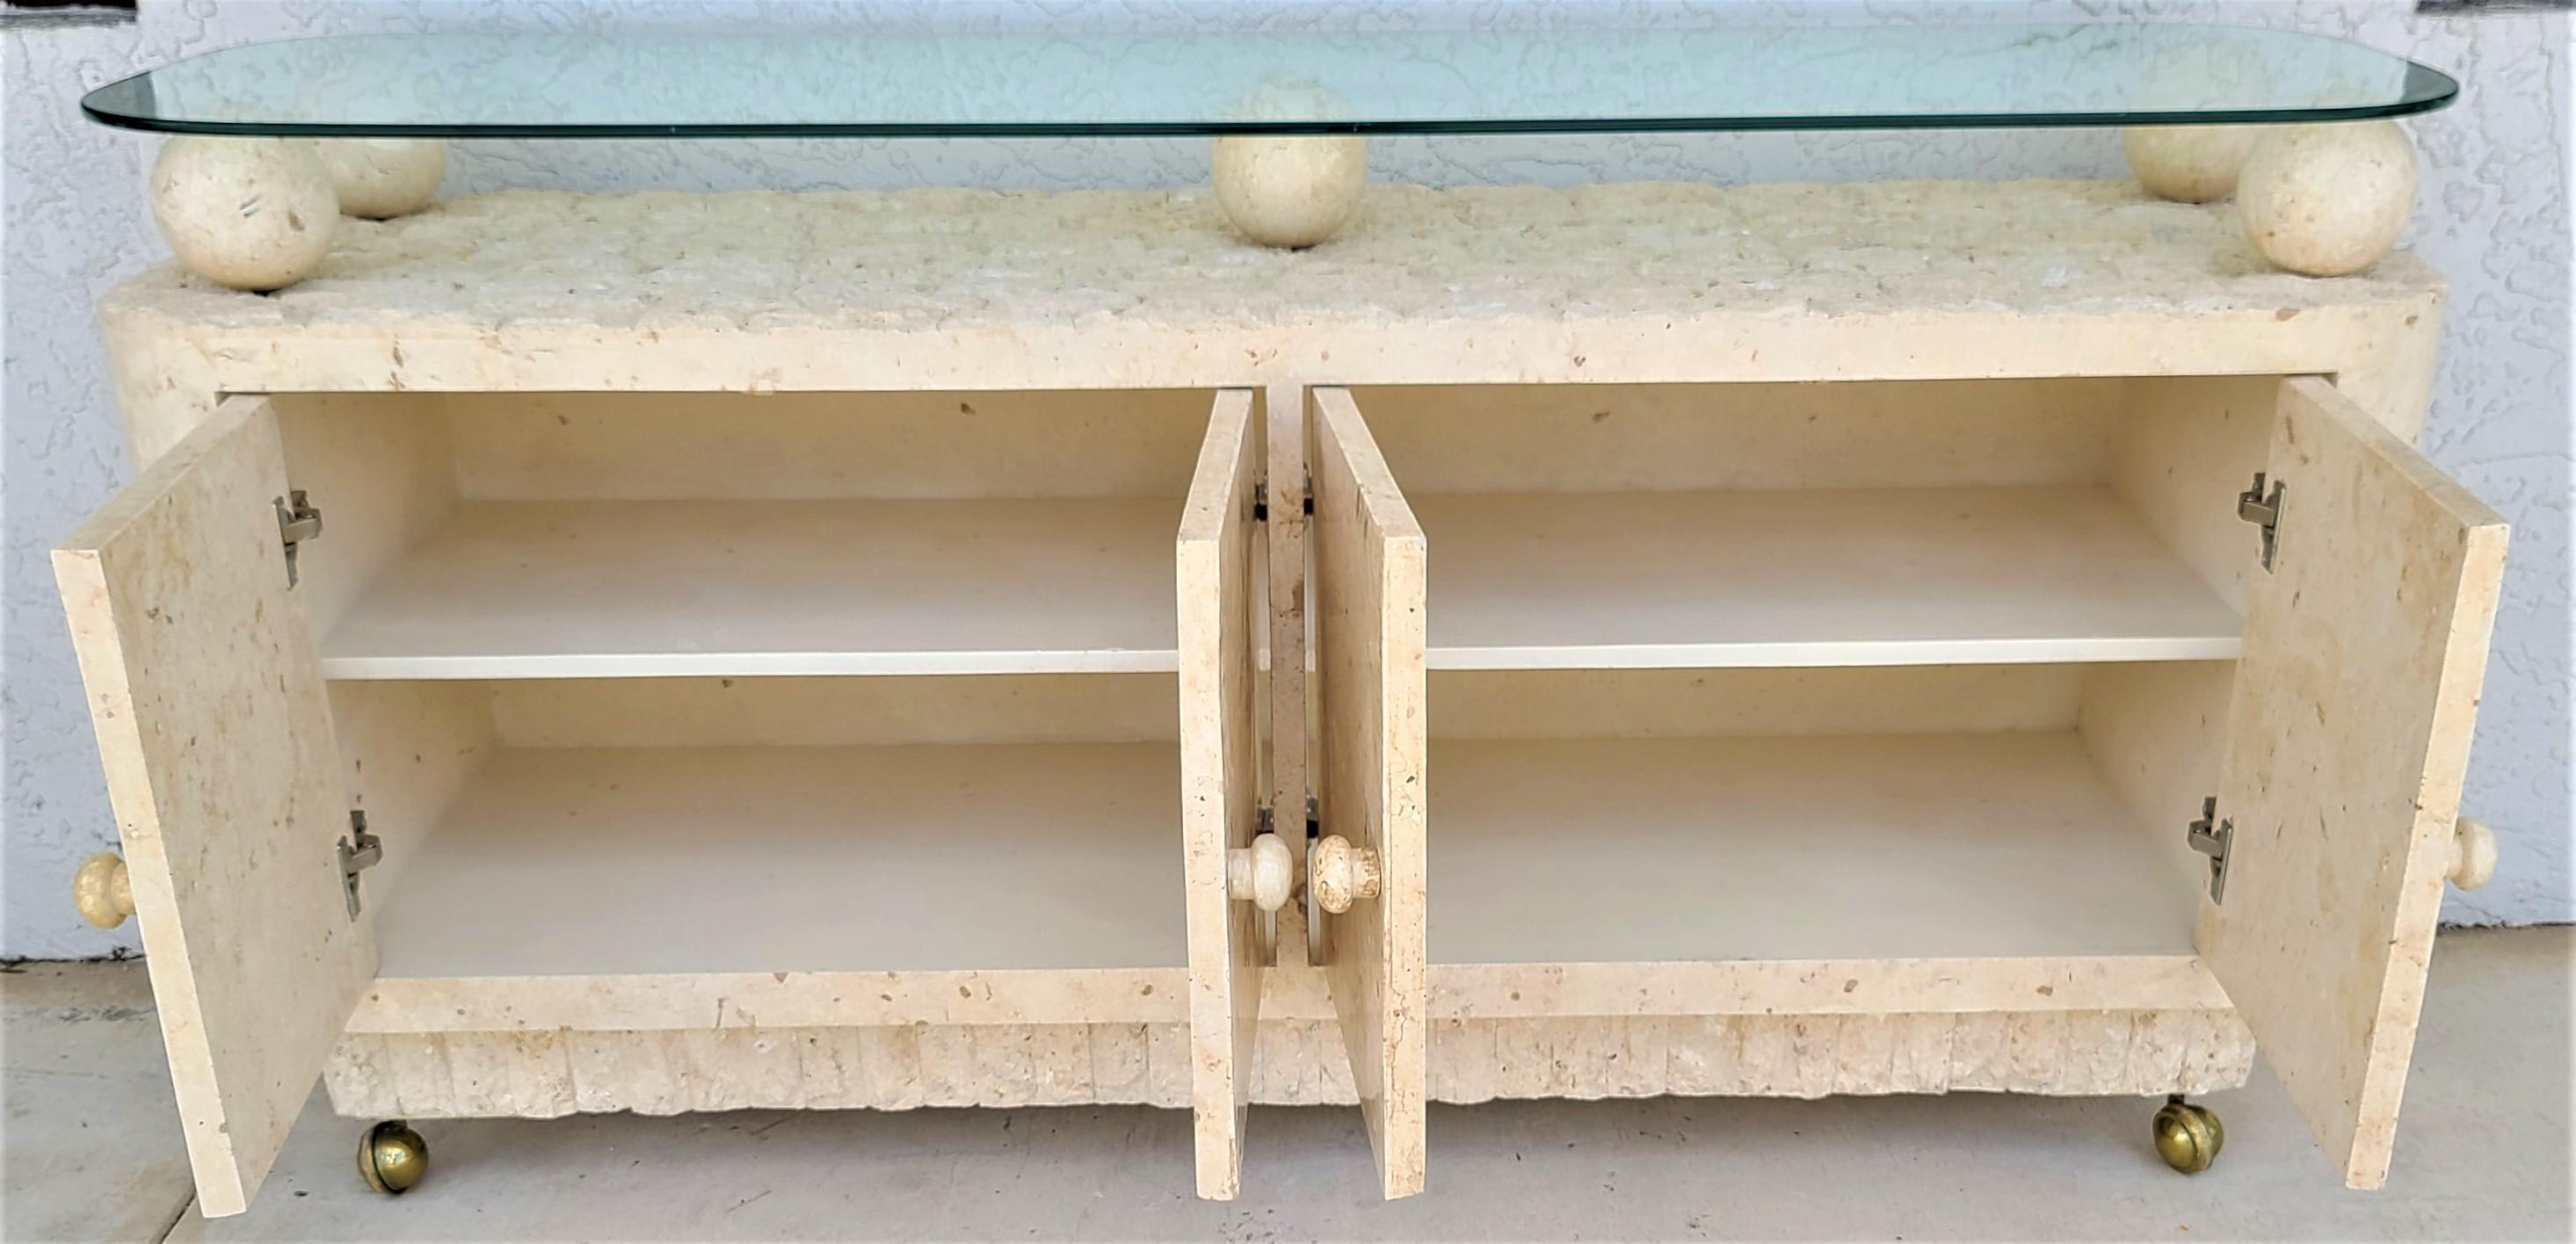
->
4, 0, 2568, 958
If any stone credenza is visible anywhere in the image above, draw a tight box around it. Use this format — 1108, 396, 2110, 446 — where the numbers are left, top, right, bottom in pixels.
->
58, 180, 2502, 1215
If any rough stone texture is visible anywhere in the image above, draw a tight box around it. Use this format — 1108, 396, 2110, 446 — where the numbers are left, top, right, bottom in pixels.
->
101, 178, 2440, 344
321, 1009, 2253, 1119
10, 2, 2568, 963
89, 177, 2454, 480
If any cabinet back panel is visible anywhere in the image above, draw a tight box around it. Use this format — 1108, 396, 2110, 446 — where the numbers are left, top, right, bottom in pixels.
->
1348, 379, 2127, 495
1430, 665, 2083, 740
442, 390, 1214, 501
486, 674, 1183, 749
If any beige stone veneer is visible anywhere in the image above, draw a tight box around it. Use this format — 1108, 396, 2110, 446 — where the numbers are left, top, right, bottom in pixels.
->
103, 179, 2442, 466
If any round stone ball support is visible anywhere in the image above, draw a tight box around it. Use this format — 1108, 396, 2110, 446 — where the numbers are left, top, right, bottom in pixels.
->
150, 138, 339, 292
150, 136, 448, 291
311, 138, 447, 220
2238, 122, 2419, 278
1214, 133, 1368, 249
2123, 119, 2419, 278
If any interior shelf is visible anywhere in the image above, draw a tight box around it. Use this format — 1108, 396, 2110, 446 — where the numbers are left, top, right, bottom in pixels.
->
1418, 486, 2241, 669
321, 498, 1182, 679
1430, 731, 2197, 966
372, 742, 1186, 980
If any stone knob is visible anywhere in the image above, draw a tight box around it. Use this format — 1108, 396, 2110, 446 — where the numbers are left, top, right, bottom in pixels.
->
1310, 835, 1382, 915
2449, 817, 2498, 891
73, 851, 135, 929
1227, 833, 1295, 914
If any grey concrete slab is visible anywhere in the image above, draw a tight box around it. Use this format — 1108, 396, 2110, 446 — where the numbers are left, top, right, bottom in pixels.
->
22, 929, 2574, 1241
2, 961, 192, 1244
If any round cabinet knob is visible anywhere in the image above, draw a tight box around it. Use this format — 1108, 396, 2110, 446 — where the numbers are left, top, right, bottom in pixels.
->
2448, 816, 2498, 891
1227, 833, 1295, 914
1310, 835, 1382, 915
73, 851, 135, 929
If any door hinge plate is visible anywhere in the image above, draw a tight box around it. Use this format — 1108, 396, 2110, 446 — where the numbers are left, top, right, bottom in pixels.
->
337, 809, 381, 918
2239, 473, 2284, 572
1252, 478, 1315, 523
2187, 795, 2232, 903
275, 490, 323, 588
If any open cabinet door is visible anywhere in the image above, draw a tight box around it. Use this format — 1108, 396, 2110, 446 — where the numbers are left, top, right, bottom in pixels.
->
1179, 390, 1266, 1199
1310, 387, 1428, 1199
54, 396, 374, 1217
2200, 377, 2507, 1190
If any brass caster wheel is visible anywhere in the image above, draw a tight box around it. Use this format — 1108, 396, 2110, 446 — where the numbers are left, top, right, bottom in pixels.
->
358, 1120, 429, 1195
2152, 1096, 2224, 1175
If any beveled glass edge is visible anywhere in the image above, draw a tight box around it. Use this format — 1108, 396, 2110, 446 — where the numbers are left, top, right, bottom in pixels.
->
77, 40, 2457, 139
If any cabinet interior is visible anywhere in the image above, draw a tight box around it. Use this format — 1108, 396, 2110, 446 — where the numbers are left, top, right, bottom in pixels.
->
337, 674, 1189, 985
1342, 374, 2281, 971
1422, 662, 2231, 966
279, 389, 1222, 679
275, 390, 1227, 1004
279, 374, 2278, 998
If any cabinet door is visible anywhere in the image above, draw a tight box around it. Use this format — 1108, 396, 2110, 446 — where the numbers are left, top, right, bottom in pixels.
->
1179, 390, 1265, 1199
1309, 387, 1428, 1199
54, 396, 373, 1218
2201, 376, 2507, 1190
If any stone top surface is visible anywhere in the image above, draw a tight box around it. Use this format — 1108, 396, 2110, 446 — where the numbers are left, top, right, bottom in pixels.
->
104, 179, 2440, 339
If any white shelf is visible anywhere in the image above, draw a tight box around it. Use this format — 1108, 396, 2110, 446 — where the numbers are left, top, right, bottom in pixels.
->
373, 742, 1185, 980
1418, 486, 2241, 669
1431, 732, 2196, 965
321, 498, 1182, 679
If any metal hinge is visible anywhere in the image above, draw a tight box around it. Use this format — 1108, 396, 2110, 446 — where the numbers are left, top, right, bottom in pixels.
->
1251, 475, 1315, 523
2238, 473, 2285, 572
2186, 796, 2232, 903
275, 490, 323, 588
1254, 798, 1320, 840
337, 810, 381, 917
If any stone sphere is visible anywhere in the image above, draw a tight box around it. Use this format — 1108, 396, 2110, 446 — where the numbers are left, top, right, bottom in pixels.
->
150, 137, 338, 291
1213, 134, 1368, 249
310, 138, 446, 219
2238, 121, 2418, 278
2122, 125, 2260, 203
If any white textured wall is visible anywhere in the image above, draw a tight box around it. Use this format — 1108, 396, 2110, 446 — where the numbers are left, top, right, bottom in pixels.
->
4, 0, 2568, 958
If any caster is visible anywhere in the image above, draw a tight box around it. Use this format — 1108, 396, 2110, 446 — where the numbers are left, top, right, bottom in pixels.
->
2152, 1096, 2224, 1174
358, 1120, 429, 1195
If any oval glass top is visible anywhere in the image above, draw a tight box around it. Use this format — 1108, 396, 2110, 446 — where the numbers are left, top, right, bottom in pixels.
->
84, 25, 2454, 138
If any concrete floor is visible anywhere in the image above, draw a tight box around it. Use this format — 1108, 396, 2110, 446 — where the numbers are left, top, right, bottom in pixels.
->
4, 929, 2568, 1242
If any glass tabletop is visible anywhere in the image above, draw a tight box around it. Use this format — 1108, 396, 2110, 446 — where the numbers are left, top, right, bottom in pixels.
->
83, 25, 2454, 139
